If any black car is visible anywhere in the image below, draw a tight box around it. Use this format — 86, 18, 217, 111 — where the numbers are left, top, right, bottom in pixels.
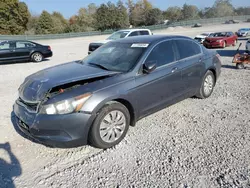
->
0, 40, 53, 63
13, 35, 221, 149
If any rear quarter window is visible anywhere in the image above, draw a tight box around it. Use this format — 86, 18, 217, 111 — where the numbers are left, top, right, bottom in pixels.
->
174, 39, 201, 59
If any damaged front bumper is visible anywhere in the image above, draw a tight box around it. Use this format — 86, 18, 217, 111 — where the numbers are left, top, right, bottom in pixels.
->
13, 100, 95, 148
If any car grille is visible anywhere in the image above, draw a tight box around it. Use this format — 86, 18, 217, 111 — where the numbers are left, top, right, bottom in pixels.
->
17, 97, 39, 112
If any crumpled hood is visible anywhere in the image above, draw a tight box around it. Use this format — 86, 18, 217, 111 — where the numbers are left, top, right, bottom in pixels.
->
18, 61, 118, 102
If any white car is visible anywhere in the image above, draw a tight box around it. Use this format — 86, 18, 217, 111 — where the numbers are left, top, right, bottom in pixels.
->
194, 32, 214, 44
88, 29, 153, 54
236, 28, 250, 37
246, 39, 250, 52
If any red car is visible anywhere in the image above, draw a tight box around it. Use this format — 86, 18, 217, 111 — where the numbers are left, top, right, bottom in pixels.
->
203, 32, 238, 48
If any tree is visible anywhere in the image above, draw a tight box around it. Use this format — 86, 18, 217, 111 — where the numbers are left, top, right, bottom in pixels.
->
0, 0, 30, 34
51, 12, 68, 33
26, 14, 39, 34
35, 11, 53, 34
182, 4, 200, 20
235, 7, 250, 16
95, 2, 129, 31
145, 8, 163, 25
129, 0, 154, 26
162, 7, 182, 22
213, 0, 234, 17
116, 0, 129, 28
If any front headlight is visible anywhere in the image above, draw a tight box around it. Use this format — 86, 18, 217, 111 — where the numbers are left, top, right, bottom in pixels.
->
40, 93, 91, 115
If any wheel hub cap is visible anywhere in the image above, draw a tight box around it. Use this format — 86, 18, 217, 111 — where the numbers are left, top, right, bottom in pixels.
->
204, 75, 214, 95
100, 110, 126, 143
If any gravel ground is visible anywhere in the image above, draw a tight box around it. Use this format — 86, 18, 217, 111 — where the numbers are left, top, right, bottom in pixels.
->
0, 23, 250, 188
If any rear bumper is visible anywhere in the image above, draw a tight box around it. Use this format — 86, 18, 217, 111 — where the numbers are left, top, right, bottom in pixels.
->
43, 51, 53, 58
13, 100, 95, 148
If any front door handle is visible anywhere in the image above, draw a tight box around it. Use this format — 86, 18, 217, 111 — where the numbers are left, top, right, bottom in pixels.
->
171, 67, 178, 73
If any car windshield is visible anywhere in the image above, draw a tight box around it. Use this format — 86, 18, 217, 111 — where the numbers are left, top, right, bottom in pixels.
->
81, 42, 147, 72
211, 32, 226, 37
239, 29, 248, 32
201, 33, 209, 36
107, 31, 129, 40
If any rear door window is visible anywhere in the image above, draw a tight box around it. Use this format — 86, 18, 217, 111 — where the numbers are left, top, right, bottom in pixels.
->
129, 31, 139, 37
16, 42, 36, 48
0, 42, 10, 50
145, 40, 175, 67
174, 39, 201, 60
139, 30, 150, 35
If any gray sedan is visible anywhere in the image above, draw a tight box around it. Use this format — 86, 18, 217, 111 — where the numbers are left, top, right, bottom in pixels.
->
13, 35, 221, 149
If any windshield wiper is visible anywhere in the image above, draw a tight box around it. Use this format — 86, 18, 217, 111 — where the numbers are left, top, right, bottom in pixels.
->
88, 63, 110, 71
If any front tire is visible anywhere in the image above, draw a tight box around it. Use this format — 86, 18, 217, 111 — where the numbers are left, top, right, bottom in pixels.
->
31, 52, 43, 62
196, 70, 215, 99
88, 102, 130, 149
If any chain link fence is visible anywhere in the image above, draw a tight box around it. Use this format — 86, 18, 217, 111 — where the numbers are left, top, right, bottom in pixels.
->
0, 15, 250, 41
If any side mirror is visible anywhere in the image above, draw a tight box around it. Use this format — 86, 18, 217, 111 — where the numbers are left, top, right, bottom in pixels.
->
143, 61, 157, 74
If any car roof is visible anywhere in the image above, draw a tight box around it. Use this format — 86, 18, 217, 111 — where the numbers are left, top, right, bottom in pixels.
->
113, 35, 192, 44
118, 29, 151, 32
0, 40, 35, 43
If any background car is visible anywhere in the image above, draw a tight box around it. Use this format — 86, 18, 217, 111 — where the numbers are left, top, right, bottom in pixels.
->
88, 29, 153, 54
194, 32, 214, 44
193, 23, 202, 28
14, 35, 221, 149
0, 40, 52, 63
236, 28, 250, 37
203, 32, 238, 48
225, 20, 240, 24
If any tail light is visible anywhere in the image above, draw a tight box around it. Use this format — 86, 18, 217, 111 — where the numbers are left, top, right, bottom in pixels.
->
48, 46, 51, 50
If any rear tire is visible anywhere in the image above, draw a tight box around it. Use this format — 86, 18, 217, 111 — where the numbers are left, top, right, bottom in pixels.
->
196, 70, 215, 99
236, 63, 244, 69
31, 52, 43, 62
88, 102, 130, 149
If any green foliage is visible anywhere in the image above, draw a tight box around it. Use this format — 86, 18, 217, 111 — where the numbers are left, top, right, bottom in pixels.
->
235, 7, 250, 16
163, 7, 182, 22
0, 0, 30, 34
95, 1, 129, 31
145, 8, 163, 25
0, 0, 250, 35
51, 12, 68, 34
182, 4, 200, 20
202, 0, 235, 18
129, 0, 156, 26
35, 11, 53, 34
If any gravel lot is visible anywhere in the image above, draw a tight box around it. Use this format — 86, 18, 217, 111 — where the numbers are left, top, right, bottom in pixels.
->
0, 23, 250, 188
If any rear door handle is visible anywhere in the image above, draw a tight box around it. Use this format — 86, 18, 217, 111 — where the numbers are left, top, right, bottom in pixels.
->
171, 67, 178, 73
